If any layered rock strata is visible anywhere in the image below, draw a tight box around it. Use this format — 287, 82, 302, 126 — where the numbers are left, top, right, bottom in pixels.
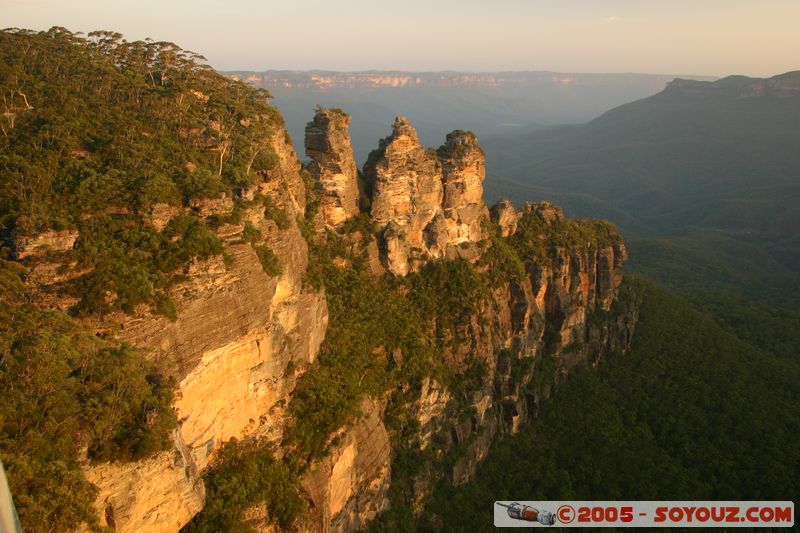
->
19, 128, 328, 532
399, 202, 636, 499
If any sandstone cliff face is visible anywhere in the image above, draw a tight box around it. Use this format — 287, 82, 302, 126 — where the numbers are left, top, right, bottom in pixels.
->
305, 108, 360, 228
362, 117, 486, 275
300, 400, 391, 533
436, 130, 488, 252
83, 430, 203, 533
288, 192, 635, 532
92, 130, 328, 531
18, 127, 328, 532
11, 227, 79, 259
400, 203, 637, 495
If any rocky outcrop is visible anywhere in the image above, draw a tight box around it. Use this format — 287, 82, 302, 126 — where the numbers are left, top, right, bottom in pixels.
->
15, 104, 639, 533
437, 130, 487, 253
92, 129, 327, 531
82, 430, 203, 533
490, 198, 518, 237
362, 117, 487, 275
301, 400, 391, 532
363, 117, 442, 275
305, 108, 360, 228
392, 203, 636, 504
142, 203, 181, 231
11, 227, 79, 259
526, 200, 564, 225
188, 193, 234, 218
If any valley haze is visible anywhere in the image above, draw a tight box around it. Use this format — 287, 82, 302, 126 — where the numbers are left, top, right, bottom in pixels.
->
226, 69, 715, 162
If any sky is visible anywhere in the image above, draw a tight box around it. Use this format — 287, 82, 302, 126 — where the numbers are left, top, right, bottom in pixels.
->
2, 0, 799, 76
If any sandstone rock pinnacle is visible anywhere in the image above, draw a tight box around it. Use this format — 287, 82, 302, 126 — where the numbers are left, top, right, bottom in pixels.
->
437, 129, 487, 248
305, 107, 360, 227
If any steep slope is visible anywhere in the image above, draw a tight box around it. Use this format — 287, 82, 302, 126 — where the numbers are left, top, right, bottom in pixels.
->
1, 28, 638, 533
484, 71, 800, 237
0, 27, 327, 533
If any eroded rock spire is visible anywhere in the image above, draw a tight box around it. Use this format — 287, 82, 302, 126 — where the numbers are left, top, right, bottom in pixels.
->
362, 117, 487, 274
304, 107, 359, 227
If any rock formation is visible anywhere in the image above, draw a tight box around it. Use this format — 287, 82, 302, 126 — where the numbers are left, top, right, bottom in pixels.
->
300, 399, 391, 532
305, 108, 360, 228
11, 226, 79, 259
437, 130, 487, 247
20, 127, 328, 532
16, 107, 637, 533
403, 203, 635, 491
362, 117, 487, 275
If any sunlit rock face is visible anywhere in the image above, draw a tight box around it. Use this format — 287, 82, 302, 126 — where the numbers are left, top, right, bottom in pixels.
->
437, 129, 487, 250
362, 117, 487, 275
22, 104, 635, 533
66, 128, 329, 533
305, 108, 360, 228
490, 198, 519, 237
300, 399, 391, 533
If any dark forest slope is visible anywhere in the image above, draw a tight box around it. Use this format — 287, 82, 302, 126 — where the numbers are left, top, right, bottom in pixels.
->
420, 279, 800, 531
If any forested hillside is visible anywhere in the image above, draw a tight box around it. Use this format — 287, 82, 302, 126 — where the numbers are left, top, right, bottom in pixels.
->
482, 73, 800, 309
0, 27, 288, 532
420, 279, 800, 531
428, 74, 800, 531
1, 27, 640, 533
2, 26, 796, 533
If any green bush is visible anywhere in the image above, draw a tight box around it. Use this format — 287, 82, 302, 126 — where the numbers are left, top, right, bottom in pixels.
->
139, 174, 182, 207
240, 221, 262, 243
340, 212, 376, 238
0, 27, 284, 230
253, 244, 282, 276
72, 214, 223, 316
285, 257, 489, 461
182, 438, 303, 532
262, 196, 290, 230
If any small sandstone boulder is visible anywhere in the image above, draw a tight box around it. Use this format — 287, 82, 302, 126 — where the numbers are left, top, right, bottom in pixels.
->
490, 198, 519, 237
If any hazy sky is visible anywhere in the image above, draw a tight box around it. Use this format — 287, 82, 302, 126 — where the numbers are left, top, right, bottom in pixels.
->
3, 0, 799, 76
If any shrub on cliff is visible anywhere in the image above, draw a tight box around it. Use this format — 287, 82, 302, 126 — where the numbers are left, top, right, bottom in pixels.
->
183, 438, 303, 532
285, 250, 489, 460
71, 214, 222, 316
253, 244, 282, 276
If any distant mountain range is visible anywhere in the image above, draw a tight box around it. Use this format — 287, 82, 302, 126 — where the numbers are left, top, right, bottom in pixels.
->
483, 71, 800, 235
481, 71, 800, 306
224, 70, 713, 161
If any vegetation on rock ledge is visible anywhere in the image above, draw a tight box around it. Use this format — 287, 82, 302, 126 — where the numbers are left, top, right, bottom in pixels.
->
183, 438, 303, 533
0, 260, 176, 533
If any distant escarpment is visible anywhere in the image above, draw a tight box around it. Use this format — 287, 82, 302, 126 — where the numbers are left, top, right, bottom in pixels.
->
1, 28, 638, 533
